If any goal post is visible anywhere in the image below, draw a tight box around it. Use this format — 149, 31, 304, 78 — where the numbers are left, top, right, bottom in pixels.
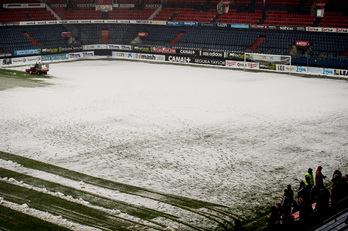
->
244, 53, 292, 72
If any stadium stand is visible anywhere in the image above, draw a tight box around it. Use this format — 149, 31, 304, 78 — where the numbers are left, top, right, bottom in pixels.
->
54, 8, 103, 20
1, 1, 348, 230
108, 8, 156, 20
172, 8, 217, 22
216, 10, 263, 24
1, 0, 348, 70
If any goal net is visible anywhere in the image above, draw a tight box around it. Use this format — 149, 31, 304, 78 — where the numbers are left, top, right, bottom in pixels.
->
244, 53, 291, 71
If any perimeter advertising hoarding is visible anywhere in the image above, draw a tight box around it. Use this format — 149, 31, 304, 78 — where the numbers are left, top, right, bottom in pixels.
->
68, 51, 94, 59
276, 65, 322, 74
334, 69, 348, 77
200, 51, 226, 58
138, 53, 165, 61
176, 49, 199, 56
1, 58, 12, 66
166, 56, 225, 66
227, 52, 244, 60
230, 24, 249, 29
10, 56, 41, 65
14, 49, 40, 56
276, 65, 338, 76
194, 58, 225, 66
41, 53, 69, 62
107, 44, 131, 50
226, 60, 259, 69
0, 52, 12, 58
133, 46, 152, 52
166, 55, 193, 64
152, 47, 176, 54
41, 47, 60, 54
112, 51, 137, 59
112, 51, 165, 62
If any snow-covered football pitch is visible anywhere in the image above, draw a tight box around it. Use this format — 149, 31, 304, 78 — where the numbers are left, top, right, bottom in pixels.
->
0, 59, 348, 230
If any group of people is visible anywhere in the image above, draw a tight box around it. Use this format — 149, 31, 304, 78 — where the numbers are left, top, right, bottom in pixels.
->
261, 166, 348, 231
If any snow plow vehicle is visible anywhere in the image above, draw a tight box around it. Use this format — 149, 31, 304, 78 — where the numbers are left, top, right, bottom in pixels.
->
26, 62, 49, 75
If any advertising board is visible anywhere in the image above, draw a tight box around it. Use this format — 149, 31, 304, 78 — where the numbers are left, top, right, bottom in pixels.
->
41, 53, 68, 61
138, 53, 165, 61
226, 60, 259, 69
112, 52, 137, 60
334, 69, 348, 77
153, 47, 176, 54
14, 49, 40, 56
107, 44, 131, 50
166, 55, 193, 64
194, 58, 225, 66
176, 49, 199, 56
10, 55, 41, 66
200, 51, 225, 58
133, 46, 152, 52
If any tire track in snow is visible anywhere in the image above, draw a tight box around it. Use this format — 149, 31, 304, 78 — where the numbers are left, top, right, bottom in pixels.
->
0, 151, 237, 230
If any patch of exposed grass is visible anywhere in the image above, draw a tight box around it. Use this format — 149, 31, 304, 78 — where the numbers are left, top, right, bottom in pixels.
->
0, 205, 71, 231
0, 68, 52, 91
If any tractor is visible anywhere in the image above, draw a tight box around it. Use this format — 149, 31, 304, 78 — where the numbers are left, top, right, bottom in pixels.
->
26, 62, 49, 75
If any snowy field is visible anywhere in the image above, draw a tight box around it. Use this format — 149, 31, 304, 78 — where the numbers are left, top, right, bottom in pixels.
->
1, 59, 348, 229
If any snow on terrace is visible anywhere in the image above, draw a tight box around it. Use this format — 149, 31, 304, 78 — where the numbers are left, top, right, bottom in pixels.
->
1, 60, 348, 225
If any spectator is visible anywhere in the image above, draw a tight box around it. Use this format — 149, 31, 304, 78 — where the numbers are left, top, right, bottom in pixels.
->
281, 189, 291, 214
278, 208, 295, 226
305, 168, 314, 190
315, 186, 330, 218
297, 181, 309, 202
287, 185, 294, 202
332, 169, 342, 180
267, 206, 280, 226
298, 195, 313, 226
331, 173, 348, 207
315, 166, 326, 188
290, 200, 299, 214
310, 185, 319, 203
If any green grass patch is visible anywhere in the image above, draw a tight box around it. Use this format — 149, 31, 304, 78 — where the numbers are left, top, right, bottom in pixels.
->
0, 180, 136, 230
0, 167, 176, 222
0, 205, 71, 231
0, 68, 52, 91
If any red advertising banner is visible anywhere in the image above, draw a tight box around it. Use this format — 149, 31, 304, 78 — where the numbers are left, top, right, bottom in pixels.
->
296, 40, 310, 47
138, 32, 148, 37
153, 47, 176, 54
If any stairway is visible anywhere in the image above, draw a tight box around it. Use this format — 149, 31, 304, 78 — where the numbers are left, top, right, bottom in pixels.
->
100, 30, 109, 43
258, 11, 267, 24
22, 32, 41, 46
249, 36, 265, 52
167, 32, 185, 46
311, 17, 322, 27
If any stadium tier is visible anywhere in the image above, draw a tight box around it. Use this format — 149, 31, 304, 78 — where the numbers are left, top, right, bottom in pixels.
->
0, 0, 348, 69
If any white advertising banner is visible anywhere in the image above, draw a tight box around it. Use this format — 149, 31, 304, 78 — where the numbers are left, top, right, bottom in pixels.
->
112, 52, 165, 62
68, 51, 94, 59
276, 65, 339, 77
226, 60, 260, 69
83, 44, 108, 50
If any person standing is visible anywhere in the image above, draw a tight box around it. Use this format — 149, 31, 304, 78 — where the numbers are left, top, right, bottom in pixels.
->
315, 166, 326, 188
287, 185, 294, 202
281, 189, 292, 214
305, 168, 314, 190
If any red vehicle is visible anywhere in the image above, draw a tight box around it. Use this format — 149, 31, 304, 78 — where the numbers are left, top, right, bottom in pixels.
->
26, 62, 49, 75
